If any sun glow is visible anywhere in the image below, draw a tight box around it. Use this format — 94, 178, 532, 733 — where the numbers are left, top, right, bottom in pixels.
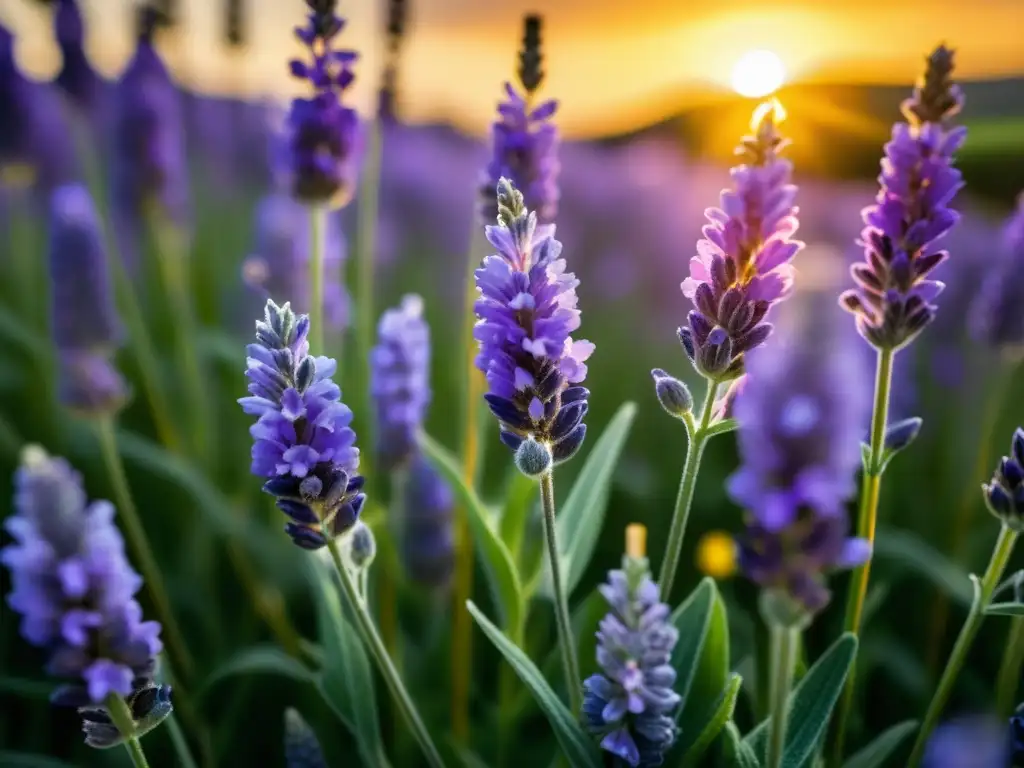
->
731, 50, 787, 98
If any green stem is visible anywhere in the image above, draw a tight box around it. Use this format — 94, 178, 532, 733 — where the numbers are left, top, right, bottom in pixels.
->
165, 714, 200, 768
105, 693, 151, 768
657, 378, 721, 601
325, 537, 445, 768
96, 417, 194, 683
906, 524, 1019, 768
766, 625, 800, 768
996, 616, 1024, 718
540, 471, 582, 713
308, 204, 326, 356
384, 470, 407, 762
829, 346, 894, 766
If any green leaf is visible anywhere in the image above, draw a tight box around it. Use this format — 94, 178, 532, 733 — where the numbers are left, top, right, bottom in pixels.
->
872, 527, 973, 607
420, 432, 524, 635
307, 561, 388, 767
986, 601, 1024, 616
701, 418, 739, 439
678, 674, 743, 767
719, 723, 761, 768
0, 753, 78, 768
498, 462, 539, 563
744, 633, 858, 767
842, 720, 917, 768
198, 645, 313, 699
541, 403, 637, 599
669, 579, 715, 706
467, 601, 602, 768
674, 579, 731, 738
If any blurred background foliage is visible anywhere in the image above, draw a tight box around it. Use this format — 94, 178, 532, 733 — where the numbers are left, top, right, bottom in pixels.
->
1, 0, 1024, 766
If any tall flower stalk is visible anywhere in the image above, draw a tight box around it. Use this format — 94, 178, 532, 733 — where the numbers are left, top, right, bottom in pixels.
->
906, 428, 1024, 766
832, 45, 966, 763
656, 99, 803, 601
453, 14, 561, 737
474, 178, 592, 711
238, 299, 444, 768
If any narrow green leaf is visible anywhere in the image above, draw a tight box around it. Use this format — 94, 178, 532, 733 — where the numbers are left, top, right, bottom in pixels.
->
701, 418, 739, 439
420, 432, 524, 635
467, 601, 602, 768
743, 633, 858, 767
674, 579, 731, 741
842, 720, 918, 768
450, 743, 493, 768
0, 753, 77, 768
986, 602, 1024, 616
498, 464, 539, 563
872, 527, 973, 607
541, 403, 637, 599
198, 645, 313, 699
308, 561, 388, 767
720, 723, 761, 768
669, 579, 715, 708
678, 674, 743, 767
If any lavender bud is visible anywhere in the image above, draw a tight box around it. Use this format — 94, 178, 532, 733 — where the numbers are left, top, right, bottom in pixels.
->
514, 436, 552, 479
884, 417, 923, 454
348, 521, 376, 569
284, 708, 328, 768
983, 427, 1024, 531
651, 369, 692, 419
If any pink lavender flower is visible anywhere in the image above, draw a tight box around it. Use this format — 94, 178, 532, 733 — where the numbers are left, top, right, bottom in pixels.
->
474, 178, 593, 466
479, 15, 560, 225
841, 45, 966, 350
582, 548, 680, 766
971, 193, 1024, 350
679, 100, 803, 381
239, 300, 365, 550
1, 446, 170, 746
285, 0, 360, 206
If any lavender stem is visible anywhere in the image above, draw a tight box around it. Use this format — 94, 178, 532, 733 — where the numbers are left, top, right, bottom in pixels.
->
766, 624, 799, 768
105, 693, 151, 768
308, 204, 326, 358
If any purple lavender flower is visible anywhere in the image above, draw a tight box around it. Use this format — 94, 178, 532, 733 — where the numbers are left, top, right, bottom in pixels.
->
54, 0, 102, 112
285, 0, 360, 207
727, 299, 871, 615
239, 299, 366, 550
1, 446, 170, 744
285, 708, 328, 768
242, 192, 350, 331
112, 6, 189, 227
841, 45, 966, 351
678, 100, 802, 381
582, 539, 680, 767
402, 454, 455, 590
479, 15, 560, 226
370, 294, 430, 472
474, 178, 593, 466
982, 427, 1024, 531
971, 193, 1024, 351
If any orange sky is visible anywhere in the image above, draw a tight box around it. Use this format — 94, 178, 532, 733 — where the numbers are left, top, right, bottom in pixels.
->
3, 0, 1023, 138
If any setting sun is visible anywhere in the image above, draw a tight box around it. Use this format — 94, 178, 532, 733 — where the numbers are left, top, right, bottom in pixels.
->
731, 49, 787, 98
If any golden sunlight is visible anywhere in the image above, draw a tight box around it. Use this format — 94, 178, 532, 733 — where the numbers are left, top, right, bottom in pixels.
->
731, 49, 787, 98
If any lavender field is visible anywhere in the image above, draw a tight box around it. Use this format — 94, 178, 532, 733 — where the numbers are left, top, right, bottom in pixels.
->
2, 1, 1024, 766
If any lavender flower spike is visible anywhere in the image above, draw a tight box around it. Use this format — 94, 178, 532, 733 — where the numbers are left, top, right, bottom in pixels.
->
583, 525, 680, 767
474, 177, 594, 467
1, 446, 171, 746
239, 299, 366, 550
679, 100, 803, 381
971, 192, 1024, 351
285, 0, 360, 207
841, 45, 966, 350
479, 15, 560, 226
728, 301, 871, 615
370, 294, 430, 472
402, 454, 455, 590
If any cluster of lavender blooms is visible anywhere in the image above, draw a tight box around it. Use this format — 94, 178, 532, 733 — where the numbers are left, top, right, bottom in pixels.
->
370, 294, 454, 589
841, 45, 966, 351
479, 15, 560, 226
728, 298, 872, 615
242, 193, 350, 331
1, 447, 170, 746
983, 428, 1024, 531
474, 178, 593, 473
678, 100, 803, 381
971, 193, 1024, 351
239, 299, 366, 550
47, 184, 129, 416
583, 526, 680, 767
285, 0, 360, 207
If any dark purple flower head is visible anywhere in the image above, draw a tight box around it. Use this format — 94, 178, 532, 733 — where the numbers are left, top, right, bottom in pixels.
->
401, 454, 455, 590
971, 194, 1024, 351
242, 191, 349, 331
285, 0, 360, 207
285, 708, 328, 768
982, 427, 1024, 532
54, 0, 101, 112
679, 100, 803, 382
479, 15, 559, 225
474, 178, 593, 467
727, 300, 871, 616
840, 45, 966, 351
1, 447, 166, 715
112, 11, 189, 226
370, 294, 430, 472
582, 526, 680, 767
239, 299, 366, 550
